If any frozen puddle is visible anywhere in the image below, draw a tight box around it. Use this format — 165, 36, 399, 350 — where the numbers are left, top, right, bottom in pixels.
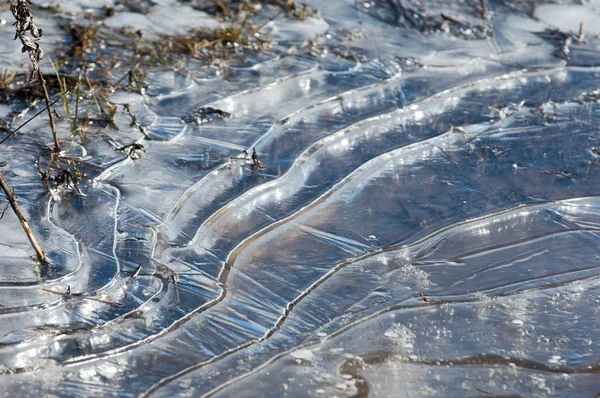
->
0, 0, 600, 397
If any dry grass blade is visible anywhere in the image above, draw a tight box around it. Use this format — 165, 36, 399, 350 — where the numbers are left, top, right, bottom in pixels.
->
0, 70, 17, 89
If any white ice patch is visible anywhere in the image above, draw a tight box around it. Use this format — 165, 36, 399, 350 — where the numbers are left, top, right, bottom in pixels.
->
383, 323, 416, 350
291, 349, 314, 360
536, 4, 600, 36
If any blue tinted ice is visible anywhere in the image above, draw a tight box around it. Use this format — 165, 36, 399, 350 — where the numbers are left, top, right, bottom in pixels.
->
1, 0, 600, 396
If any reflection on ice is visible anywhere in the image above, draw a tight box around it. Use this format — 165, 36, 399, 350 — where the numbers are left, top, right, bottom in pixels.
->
0, 0, 600, 396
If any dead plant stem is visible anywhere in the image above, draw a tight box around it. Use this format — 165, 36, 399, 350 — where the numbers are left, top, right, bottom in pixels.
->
37, 68, 61, 153
0, 172, 46, 262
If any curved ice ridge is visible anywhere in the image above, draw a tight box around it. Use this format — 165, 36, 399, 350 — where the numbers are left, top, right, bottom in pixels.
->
2, 2, 600, 397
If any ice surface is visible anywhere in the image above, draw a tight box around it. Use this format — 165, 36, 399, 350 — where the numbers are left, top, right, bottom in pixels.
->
1, 0, 600, 397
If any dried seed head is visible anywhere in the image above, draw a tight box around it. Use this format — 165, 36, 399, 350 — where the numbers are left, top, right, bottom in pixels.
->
9, 0, 44, 77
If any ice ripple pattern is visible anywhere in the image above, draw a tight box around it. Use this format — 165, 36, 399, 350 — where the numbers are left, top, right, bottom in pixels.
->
1, 0, 600, 397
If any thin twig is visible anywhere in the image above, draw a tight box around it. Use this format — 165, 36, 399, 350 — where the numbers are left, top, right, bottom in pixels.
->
0, 172, 46, 262
129, 264, 142, 280
41, 287, 122, 306
578, 21, 584, 45
37, 68, 61, 152
0, 199, 10, 220
441, 13, 462, 25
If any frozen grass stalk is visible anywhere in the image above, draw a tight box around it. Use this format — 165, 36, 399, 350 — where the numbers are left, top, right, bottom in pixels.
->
9, 0, 61, 152
0, 172, 46, 262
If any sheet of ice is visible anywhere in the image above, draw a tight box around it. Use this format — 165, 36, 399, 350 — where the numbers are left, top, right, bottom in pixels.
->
536, 2, 600, 35
0, 0, 600, 397
103, 5, 218, 39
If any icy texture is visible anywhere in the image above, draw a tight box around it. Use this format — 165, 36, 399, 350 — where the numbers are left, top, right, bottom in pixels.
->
1, 0, 600, 397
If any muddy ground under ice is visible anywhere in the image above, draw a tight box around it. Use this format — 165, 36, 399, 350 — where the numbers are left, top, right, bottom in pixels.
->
1, 0, 600, 397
